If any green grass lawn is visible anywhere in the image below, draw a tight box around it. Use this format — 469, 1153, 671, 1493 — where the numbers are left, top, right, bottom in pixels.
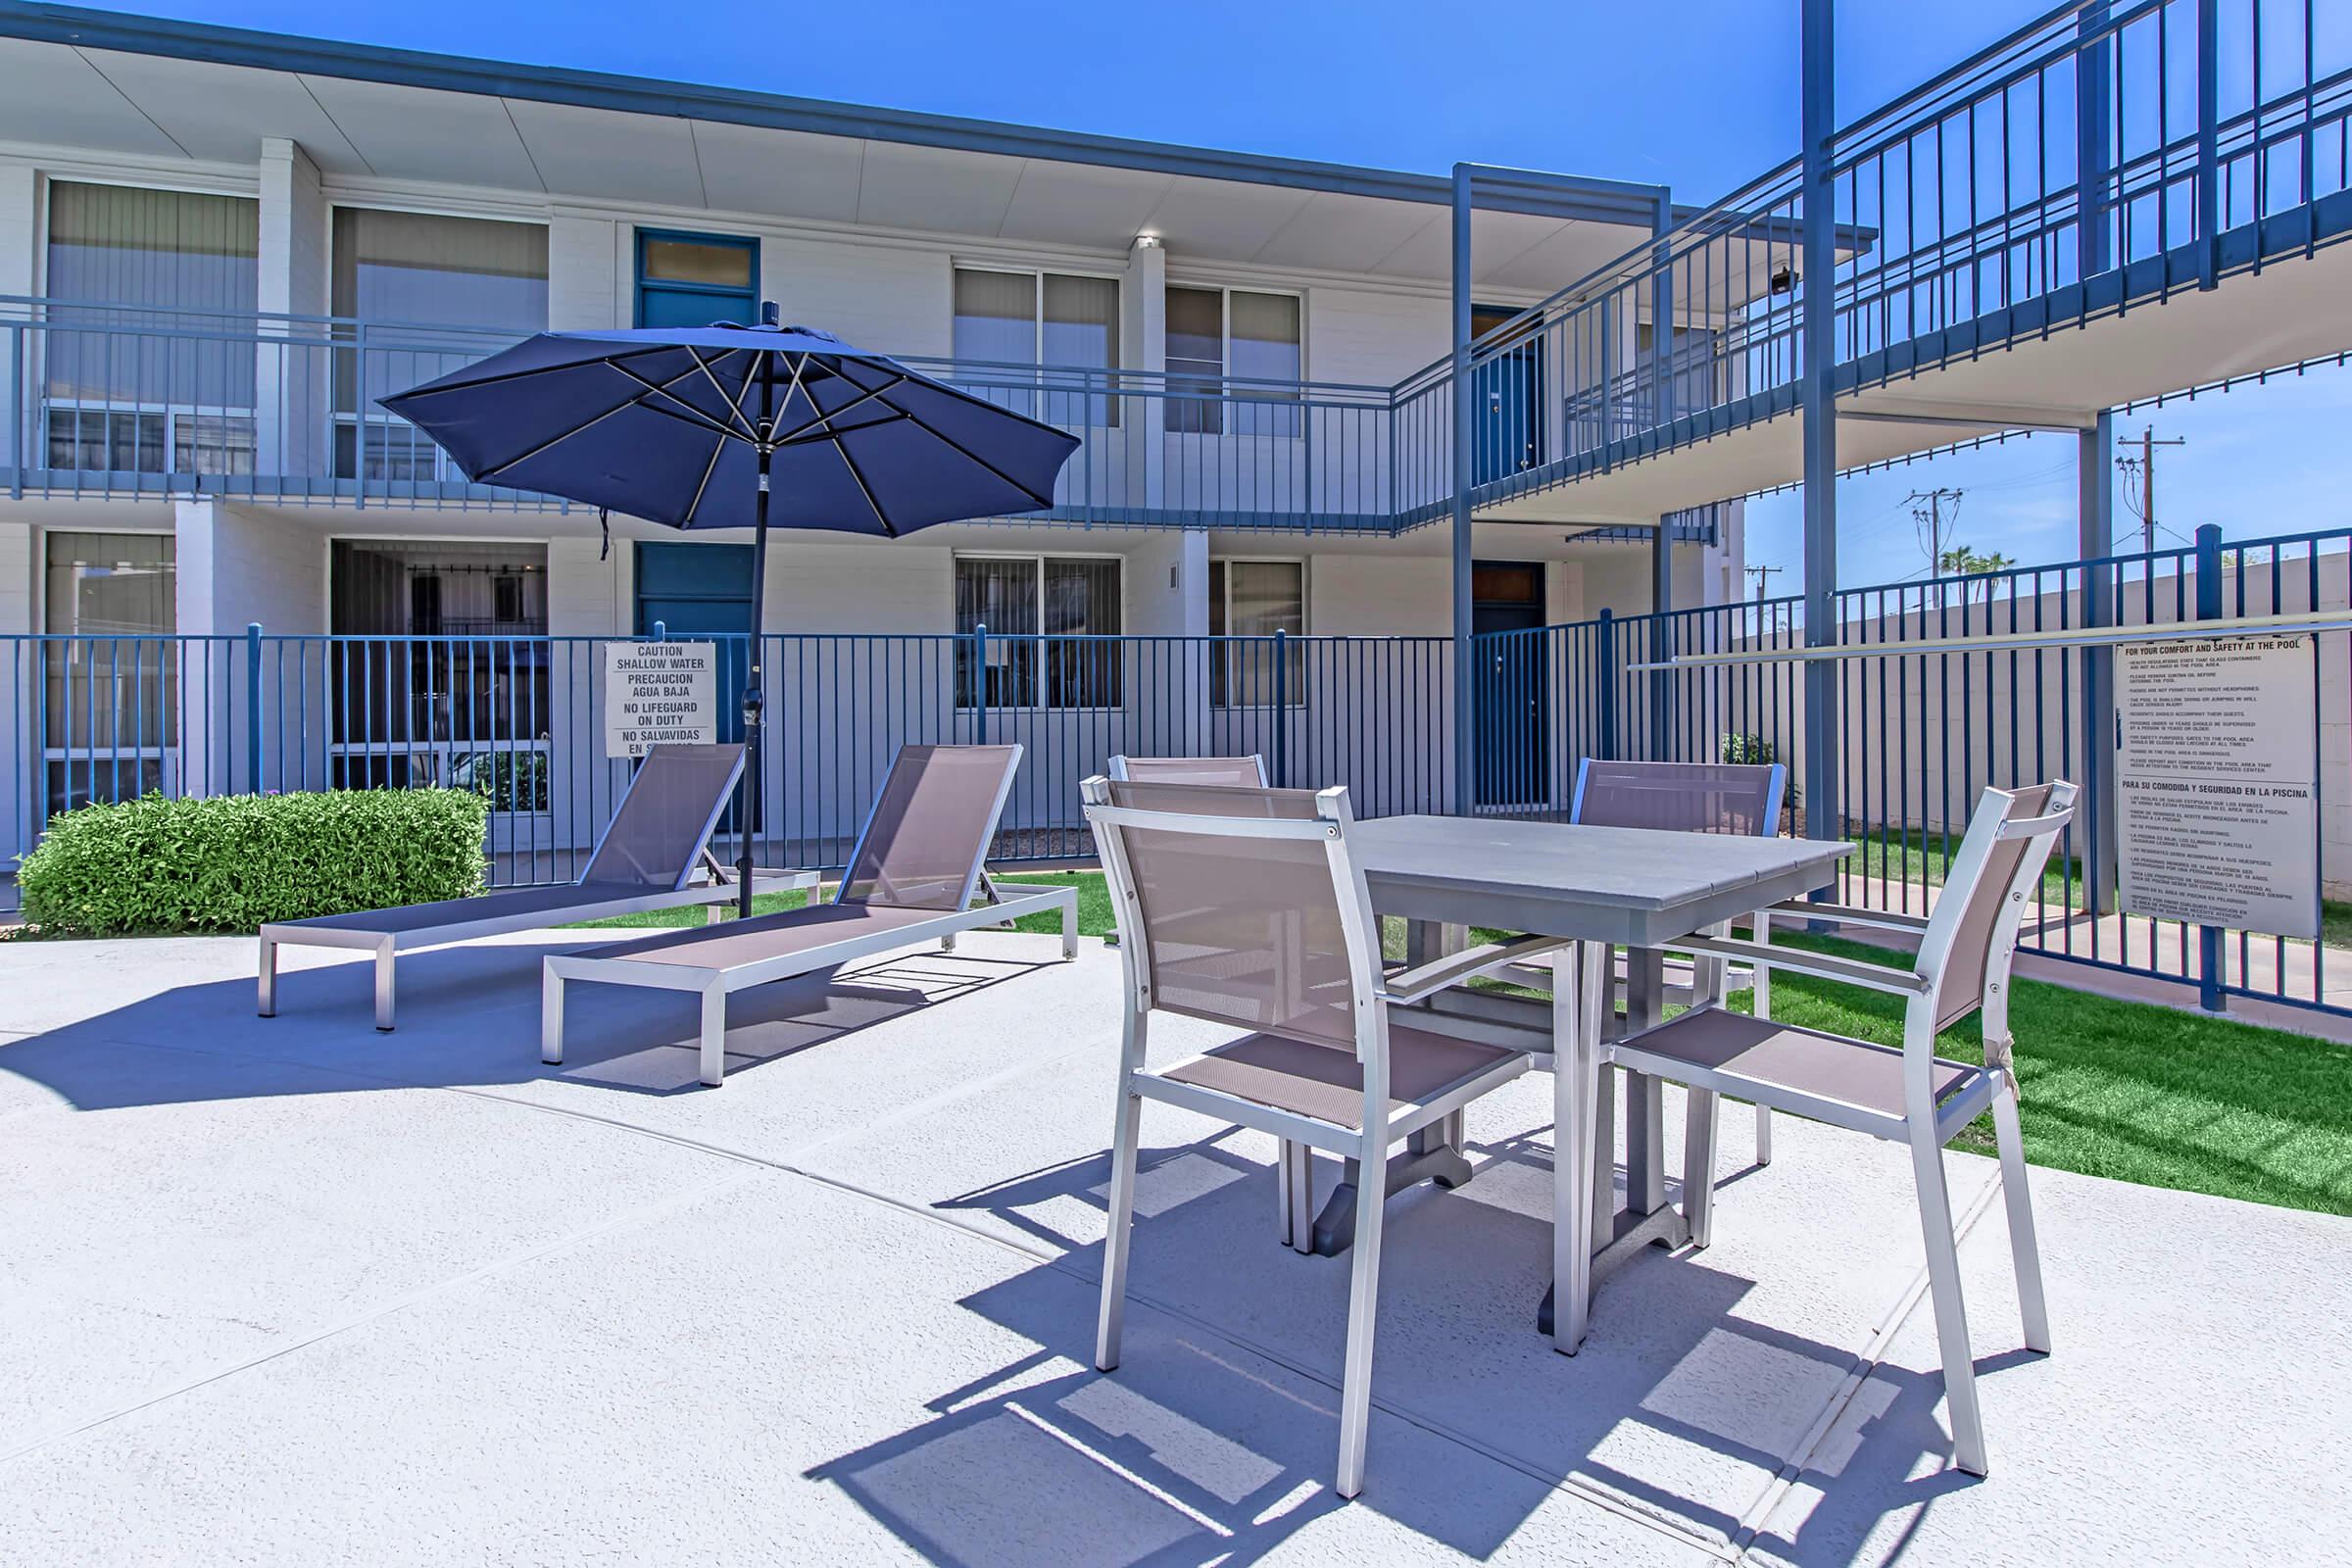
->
561, 870, 1112, 934
566, 866, 2352, 1218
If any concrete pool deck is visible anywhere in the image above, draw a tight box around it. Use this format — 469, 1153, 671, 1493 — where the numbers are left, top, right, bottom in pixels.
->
0, 926, 2344, 1565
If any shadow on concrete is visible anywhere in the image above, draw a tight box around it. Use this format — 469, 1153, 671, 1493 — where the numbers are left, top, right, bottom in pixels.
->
0, 937, 1060, 1109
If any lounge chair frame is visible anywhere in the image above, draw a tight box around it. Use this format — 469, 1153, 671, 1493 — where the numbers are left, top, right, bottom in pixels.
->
258, 745, 816, 1031
540, 743, 1077, 1086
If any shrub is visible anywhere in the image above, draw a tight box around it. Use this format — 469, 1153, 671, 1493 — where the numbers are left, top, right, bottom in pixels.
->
19, 789, 488, 936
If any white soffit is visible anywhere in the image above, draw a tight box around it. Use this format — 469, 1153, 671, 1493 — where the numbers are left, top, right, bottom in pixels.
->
295, 74, 545, 190
0, 38, 185, 158
77, 46, 366, 171
503, 98, 703, 209
688, 121, 862, 222
851, 139, 1025, 236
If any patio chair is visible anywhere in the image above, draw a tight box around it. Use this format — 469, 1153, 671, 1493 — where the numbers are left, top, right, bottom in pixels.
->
1554, 780, 2076, 1476
1107, 753, 1268, 787
1565, 758, 1788, 1162
1083, 776, 1570, 1497
541, 743, 1077, 1086
258, 744, 817, 1031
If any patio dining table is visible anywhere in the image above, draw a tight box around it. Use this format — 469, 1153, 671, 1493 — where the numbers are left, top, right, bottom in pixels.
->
1335, 814, 1852, 1345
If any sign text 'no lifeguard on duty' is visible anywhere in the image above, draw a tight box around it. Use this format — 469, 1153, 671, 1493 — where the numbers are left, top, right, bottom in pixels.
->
603, 642, 718, 760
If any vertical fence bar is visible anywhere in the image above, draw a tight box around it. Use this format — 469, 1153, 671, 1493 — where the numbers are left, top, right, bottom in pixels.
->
244, 621, 263, 794
2193, 522, 2227, 1008
1270, 628, 1288, 787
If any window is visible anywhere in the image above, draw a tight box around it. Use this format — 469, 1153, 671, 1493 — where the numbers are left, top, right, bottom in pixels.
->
637, 230, 758, 328
952, 268, 1119, 426
42, 531, 178, 813
43, 183, 260, 475
331, 209, 549, 480
955, 555, 1122, 709
1166, 285, 1301, 436
1209, 559, 1306, 707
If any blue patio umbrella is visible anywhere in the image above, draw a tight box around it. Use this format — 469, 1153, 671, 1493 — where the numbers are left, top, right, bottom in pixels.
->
382, 307, 1080, 915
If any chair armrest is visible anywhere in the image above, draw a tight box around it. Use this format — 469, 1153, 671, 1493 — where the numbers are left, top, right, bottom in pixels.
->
1378, 934, 1573, 1006
1676, 933, 1933, 998
1761, 900, 1934, 936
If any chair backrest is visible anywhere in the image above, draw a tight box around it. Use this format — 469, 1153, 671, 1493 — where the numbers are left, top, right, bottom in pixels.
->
1084, 777, 1381, 1057
1915, 780, 2079, 1032
1107, 754, 1269, 788
577, 743, 748, 890
1570, 759, 1786, 838
835, 743, 1024, 911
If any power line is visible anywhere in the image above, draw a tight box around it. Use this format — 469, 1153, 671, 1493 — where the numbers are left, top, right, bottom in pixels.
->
1904, 486, 1964, 573
2115, 424, 2187, 555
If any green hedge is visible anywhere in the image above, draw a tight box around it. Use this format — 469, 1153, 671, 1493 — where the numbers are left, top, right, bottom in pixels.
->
19, 789, 489, 936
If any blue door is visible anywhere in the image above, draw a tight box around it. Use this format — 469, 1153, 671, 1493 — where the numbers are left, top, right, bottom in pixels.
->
635, 541, 755, 828
1472, 305, 1545, 485
1472, 561, 1549, 808
635, 230, 759, 329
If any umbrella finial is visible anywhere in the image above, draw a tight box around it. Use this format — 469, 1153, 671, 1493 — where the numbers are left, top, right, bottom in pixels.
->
760, 300, 780, 326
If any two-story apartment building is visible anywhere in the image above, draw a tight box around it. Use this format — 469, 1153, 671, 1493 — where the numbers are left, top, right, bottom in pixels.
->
0, 4, 1751, 862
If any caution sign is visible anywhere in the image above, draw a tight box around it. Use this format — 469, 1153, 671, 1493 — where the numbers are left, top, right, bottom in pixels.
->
2117, 636, 2319, 940
603, 642, 718, 759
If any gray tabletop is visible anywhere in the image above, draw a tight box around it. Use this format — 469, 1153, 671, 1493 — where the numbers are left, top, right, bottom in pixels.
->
1352, 815, 1852, 946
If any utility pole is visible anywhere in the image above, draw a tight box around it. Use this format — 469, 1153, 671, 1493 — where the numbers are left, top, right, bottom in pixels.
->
2115, 424, 2186, 555
1905, 486, 1965, 574
1744, 563, 1784, 603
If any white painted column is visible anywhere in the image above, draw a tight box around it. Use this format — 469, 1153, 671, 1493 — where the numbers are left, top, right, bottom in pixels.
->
1124, 235, 1166, 514
257, 139, 327, 482
0, 162, 39, 480
0, 518, 33, 863
548, 209, 622, 331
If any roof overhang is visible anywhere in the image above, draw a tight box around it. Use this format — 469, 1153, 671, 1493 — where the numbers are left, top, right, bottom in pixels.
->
0, 2, 1698, 290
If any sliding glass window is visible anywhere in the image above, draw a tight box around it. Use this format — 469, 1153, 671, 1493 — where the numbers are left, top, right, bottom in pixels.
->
331, 209, 548, 482
953, 268, 1119, 427
1165, 285, 1300, 436
955, 554, 1122, 710
43, 182, 260, 475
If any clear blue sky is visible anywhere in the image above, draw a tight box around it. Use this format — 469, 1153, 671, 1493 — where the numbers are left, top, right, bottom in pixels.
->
115, 0, 2349, 592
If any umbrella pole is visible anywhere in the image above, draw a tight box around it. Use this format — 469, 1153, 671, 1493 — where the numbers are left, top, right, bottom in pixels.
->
741, 452, 770, 920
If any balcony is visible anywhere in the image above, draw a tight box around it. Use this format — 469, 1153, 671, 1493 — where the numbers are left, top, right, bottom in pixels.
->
0, 297, 1728, 543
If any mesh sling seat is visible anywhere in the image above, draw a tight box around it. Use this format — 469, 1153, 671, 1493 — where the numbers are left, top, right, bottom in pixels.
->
1106, 754, 1268, 787
1549, 781, 2077, 1477
258, 744, 817, 1031
1560, 759, 1788, 1162
1083, 776, 1572, 1498
540, 744, 1077, 1086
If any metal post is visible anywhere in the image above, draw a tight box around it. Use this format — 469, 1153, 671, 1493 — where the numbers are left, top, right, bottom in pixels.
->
245, 621, 263, 794
1596, 609, 1619, 762
1799, 0, 1840, 844
1450, 164, 1477, 817
1650, 187, 1676, 431
1271, 627, 1289, 786
2078, 1, 2112, 281
1648, 517, 1673, 758
2194, 523, 2227, 1009
972, 622, 988, 745
2196, 0, 2221, 290
2079, 412, 2119, 913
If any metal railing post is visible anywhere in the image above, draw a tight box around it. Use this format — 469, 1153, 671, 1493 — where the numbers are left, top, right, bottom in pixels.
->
1596, 609, 1619, 762
1271, 628, 1288, 786
245, 622, 264, 794
2193, 524, 2227, 1009
8, 323, 22, 498
972, 622, 988, 745
2196, 0, 2221, 290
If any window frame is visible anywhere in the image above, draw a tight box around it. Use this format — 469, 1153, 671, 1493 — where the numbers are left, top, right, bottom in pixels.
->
634, 227, 760, 327
1163, 282, 1305, 438
1207, 555, 1308, 710
952, 549, 1127, 712
950, 265, 1123, 429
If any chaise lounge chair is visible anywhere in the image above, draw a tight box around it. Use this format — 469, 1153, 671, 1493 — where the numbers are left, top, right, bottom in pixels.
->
540, 742, 1078, 1086
258, 743, 817, 1030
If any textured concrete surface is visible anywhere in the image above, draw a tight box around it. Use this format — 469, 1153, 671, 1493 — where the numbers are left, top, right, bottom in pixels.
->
0, 927, 2346, 1566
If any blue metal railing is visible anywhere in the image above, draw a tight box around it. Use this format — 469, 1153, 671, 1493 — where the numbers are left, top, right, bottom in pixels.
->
1, 628, 1455, 900
1432, 0, 2352, 509
1466, 522, 2352, 1018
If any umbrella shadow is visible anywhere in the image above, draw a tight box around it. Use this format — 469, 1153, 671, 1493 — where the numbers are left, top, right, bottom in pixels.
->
0, 934, 1059, 1112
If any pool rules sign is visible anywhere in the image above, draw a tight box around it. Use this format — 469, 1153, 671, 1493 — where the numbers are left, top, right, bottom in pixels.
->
2117, 635, 2319, 940
603, 642, 718, 759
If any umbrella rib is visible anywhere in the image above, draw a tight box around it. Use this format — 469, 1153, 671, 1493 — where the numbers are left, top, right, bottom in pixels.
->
827, 423, 898, 539
679, 347, 761, 442
386, 340, 686, 400
681, 425, 729, 522
769, 372, 910, 444
903, 415, 1060, 512
471, 352, 745, 478
603, 360, 755, 443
